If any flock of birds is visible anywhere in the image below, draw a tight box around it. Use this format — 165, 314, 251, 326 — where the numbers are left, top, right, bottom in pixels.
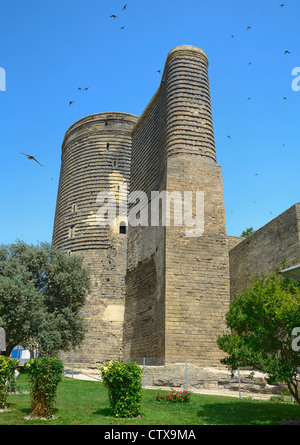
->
226, 3, 291, 153
19, 1, 292, 188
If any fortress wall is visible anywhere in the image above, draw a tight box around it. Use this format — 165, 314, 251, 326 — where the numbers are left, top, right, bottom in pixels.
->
227, 235, 243, 251
165, 157, 230, 367
123, 87, 167, 364
124, 46, 231, 367
52, 112, 138, 366
162, 47, 230, 366
229, 203, 300, 299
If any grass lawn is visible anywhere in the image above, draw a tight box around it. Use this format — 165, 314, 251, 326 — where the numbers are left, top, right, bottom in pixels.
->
0, 371, 300, 425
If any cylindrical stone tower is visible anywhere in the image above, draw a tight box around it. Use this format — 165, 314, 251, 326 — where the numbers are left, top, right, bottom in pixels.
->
124, 45, 230, 367
52, 112, 138, 370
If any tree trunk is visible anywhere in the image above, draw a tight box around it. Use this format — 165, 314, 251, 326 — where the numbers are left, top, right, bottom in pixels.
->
287, 379, 300, 405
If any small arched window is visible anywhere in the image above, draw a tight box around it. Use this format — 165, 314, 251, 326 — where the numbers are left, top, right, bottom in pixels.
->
105, 122, 108, 129
106, 143, 109, 153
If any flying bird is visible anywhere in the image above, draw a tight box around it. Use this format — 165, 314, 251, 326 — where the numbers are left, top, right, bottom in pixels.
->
285, 50, 290, 54
120, 26, 125, 29
110, 14, 118, 18
279, 4, 285, 7
123, 4, 128, 10
226, 135, 232, 139
69, 101, 74, 106
20, 152, 44, 166
247, 26, 251, 30
156, 70, 161, 73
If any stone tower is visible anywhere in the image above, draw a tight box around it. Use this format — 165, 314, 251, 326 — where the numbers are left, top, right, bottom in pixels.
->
52, 45, 231, 370
123, 46, 230, 367
52, 112, 138, 367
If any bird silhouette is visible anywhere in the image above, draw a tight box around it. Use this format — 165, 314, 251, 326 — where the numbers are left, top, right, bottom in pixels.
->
226, 135, 232, 139
69, 101, 74, 106
156, 70, 161, 73
120, 26, 125, 29
247, 26, 251, 30
123, 4, 128, 10
285, 50, 290, 54
110, 14, 118, 18
279, 4, 285, 7
20, 152, 43, 166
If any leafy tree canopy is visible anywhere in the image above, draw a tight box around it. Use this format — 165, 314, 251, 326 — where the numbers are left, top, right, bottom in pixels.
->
217, 271, 300, 404
0, 240, 91, 357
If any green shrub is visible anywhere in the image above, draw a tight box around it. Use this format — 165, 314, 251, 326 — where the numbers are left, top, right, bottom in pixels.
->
153, 388, 192, 403
26, 356, 64, 418
100, 361, 143, 418
0, 355, 19, 409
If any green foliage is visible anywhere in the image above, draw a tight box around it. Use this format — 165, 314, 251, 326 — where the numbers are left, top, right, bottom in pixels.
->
0, 356, 19, 409
0, 240, 91, 356
240, 227, 254, 238
100, 361, 143, 418
26, 356, 64, 418
153, 388, 192, 403
217, 271, 300, 404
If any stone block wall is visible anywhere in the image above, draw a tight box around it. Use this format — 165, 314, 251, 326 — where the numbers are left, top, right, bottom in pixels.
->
123, 46, 231, 367
52, 112, 138, 367
229, 203, 300, 298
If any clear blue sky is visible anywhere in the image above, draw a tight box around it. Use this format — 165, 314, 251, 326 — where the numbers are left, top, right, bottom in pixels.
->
1, 0, 299, 245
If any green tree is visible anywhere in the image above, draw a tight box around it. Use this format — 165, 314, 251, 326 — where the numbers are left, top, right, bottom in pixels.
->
217, 271, 300, 404
0, 240, 90, 357
240, 227, 254, 238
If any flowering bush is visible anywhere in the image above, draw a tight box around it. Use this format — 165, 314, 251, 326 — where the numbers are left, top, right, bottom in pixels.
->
0, 356, 19, 409
153, 388, 192, 403
100, 361, 143, 418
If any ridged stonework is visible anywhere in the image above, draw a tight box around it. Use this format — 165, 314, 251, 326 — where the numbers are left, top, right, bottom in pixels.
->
53, 46, 230, 370
123, 46, 230, 366
52, 112, 138, 367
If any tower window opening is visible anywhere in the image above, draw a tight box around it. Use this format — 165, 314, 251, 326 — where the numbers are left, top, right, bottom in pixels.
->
68, 225, 75, 239
106, 143, 109, 153
105, 122, 108, 129
113, 160, 117, 167
119, 222, 127, 234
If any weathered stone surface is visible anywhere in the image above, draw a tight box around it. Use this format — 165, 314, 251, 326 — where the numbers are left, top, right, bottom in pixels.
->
52, 46, 300, 394
52, 112, 138, 367
229, 203, 300, 299
142, 364, 287, 395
